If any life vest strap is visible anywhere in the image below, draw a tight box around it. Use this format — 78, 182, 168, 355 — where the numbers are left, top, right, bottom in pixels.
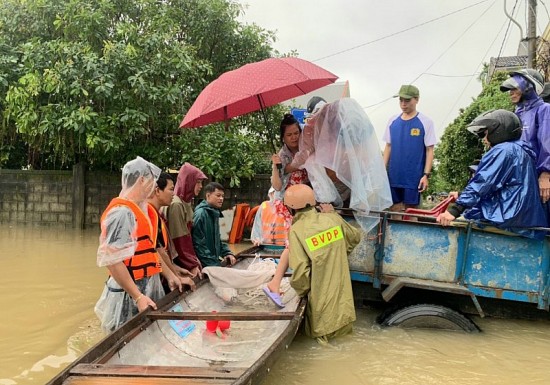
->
134, 247, 157, 256
126, 262, 160, 282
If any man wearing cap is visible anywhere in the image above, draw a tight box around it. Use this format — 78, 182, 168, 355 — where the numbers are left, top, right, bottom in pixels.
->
383, 85, 437, 211
500, 69, 550, 204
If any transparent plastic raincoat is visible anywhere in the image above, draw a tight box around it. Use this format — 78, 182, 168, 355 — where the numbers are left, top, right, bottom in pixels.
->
290, 98, 392, 230
95, 157, 165, 332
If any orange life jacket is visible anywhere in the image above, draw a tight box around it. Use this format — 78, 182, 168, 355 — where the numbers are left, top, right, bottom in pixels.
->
260, 201, 288, 246
147, 203, 170, 254
100, 198, 162, 280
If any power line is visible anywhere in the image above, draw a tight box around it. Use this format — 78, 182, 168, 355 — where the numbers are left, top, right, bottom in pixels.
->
408, 0, 497, 86
487, 0, 519, 84
364, 1, 496, 112
533, 0, 550, 36
311, 0, 490, 63
423, 72, 479, 78
364, 96, 394, 110
442, 2, 517, 125
540, 0, 550, 21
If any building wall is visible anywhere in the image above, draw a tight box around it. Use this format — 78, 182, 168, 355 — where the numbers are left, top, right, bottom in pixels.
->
0, 169, 271, 228
0, 170, 74, 227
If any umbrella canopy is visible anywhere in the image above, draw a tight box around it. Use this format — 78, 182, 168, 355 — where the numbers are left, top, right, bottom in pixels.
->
180, 57, 338, 128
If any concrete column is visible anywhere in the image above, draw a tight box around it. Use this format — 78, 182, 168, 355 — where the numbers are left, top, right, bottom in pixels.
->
72, 162, 86, 229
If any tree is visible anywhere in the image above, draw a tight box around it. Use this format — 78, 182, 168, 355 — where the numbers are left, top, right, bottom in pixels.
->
0, 0, 278, 182
431, 71, 512, 193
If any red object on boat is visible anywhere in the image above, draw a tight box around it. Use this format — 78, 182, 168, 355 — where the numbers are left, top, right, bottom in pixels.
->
206, 311, 231, 333
402, 195, 456, 220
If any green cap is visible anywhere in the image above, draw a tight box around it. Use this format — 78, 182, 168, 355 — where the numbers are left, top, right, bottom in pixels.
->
395, 84, 419, 99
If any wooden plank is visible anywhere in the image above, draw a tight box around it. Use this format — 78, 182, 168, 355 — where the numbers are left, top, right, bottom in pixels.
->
237, 253, 281, 259
70, 364, 245, 379
148, 311, 296, 321
64, 376, 233, 385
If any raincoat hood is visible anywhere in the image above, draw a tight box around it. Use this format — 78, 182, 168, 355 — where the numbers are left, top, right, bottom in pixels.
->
174, 163, 207, 202
119, 156, 161, 206
511, 75, 542, 112
513, 86, 550, 173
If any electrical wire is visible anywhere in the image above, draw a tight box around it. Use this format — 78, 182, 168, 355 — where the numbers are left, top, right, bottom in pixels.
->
408, 0, 497, 86
487, 0, 519, 84
364, 1, 496, 112
423, 73, 479, 78
442, 5, 517, 125
531, 0, 549, 36
311, 0, 490, 63
541, 0, 550, 20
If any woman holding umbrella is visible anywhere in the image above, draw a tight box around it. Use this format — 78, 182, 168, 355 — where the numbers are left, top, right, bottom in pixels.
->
271, 113, 310, 198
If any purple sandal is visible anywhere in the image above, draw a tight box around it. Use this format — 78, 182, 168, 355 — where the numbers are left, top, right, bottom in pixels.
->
263, 286, 285, 308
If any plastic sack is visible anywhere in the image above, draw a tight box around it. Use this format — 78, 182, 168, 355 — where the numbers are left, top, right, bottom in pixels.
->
203, 258, 277, 302
203, 260, 275, 289
94, 274, 165, 333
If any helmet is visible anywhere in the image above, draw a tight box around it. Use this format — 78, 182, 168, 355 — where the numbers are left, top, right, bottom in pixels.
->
306, 96, 327, 114
284, 184, 316, 210
466, 109, 521, 145
500, 68, 544, 94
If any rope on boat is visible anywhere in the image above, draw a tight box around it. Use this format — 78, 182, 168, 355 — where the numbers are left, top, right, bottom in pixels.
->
241, 256, 291, 306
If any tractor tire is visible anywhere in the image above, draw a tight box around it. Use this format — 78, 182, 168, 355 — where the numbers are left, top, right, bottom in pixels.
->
378, 304, 479, 332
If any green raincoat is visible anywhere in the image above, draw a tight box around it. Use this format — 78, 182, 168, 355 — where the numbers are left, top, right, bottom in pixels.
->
288, 207, 362, 339
192, 200, 232, 267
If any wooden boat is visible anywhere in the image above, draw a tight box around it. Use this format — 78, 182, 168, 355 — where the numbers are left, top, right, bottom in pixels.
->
47, 251, 306, 385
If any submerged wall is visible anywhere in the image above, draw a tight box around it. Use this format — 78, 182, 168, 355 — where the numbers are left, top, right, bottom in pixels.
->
0, 168, 270, 228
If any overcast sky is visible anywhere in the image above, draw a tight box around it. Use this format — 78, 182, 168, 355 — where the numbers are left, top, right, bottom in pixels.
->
237, 0, 550, 147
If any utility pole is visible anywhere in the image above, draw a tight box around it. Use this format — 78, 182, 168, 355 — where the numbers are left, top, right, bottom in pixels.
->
527, 0, 537, 68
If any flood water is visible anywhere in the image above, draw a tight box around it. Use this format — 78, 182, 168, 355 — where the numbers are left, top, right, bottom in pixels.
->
2, 223, 550, 384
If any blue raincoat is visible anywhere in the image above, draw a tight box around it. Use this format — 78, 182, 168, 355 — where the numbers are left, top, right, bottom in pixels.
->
457, 140, 548, 239
512, 75, 550, 173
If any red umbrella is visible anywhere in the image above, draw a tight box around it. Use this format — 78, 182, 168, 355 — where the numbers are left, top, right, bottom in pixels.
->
180, 57, 338, 131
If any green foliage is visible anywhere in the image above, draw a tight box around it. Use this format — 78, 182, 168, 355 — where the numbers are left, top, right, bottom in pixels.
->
0, 0, 278, 183
168, 103, 287, 187
431, 71, 513, 193
174, 126, 268, 187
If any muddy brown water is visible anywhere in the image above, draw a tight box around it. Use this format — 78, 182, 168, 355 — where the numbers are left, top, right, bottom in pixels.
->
1, 224, 550, 385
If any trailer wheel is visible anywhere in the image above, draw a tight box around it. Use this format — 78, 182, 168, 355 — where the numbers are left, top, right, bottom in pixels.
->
378, 304, 479, 332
